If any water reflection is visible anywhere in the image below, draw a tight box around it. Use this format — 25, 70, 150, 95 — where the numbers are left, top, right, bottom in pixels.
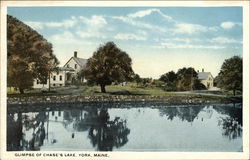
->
159, 106, 203, 122
7, 112, 47, 151
7, 107, 130, 151
7, 103, 242, 151
87, 108, 130, 151
218, 117, 242, 140
214, 106, 242, 140
159, 105, 242, 140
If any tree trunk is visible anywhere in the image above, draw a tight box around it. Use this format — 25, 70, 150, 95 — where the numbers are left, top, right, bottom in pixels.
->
233, 89, 236, 96
100, 84, 106, 93
48, 71, 51, 92
19, 88, 24, 94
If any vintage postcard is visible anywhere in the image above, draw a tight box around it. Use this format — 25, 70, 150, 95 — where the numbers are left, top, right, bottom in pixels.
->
0, 1, 249, 160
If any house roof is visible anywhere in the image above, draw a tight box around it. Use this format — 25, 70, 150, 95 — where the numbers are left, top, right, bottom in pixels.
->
198, 72, 213, 80
64, 56, 88, 68
72, 57, 87, 68
58, 67, 75, 71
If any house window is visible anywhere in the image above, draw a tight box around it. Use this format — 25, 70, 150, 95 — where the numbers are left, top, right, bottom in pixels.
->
53, 76, 56, 81
60, 75, 62, 81
37, 80, 39, 84
60, 84, 62, 86
53, 84, 56, 87
58, 111, 61, 117
75, 64, 77, 69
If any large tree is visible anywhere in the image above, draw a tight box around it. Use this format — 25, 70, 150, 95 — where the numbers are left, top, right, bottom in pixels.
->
217, 56, 242, 95
176, 67, 197, 91
159, 71, 177, 83
83, 42, 133, 93
159, 68, 205, 91
176, 67, 206, 91
159, 71, 178, 91
7, 15, 59, 93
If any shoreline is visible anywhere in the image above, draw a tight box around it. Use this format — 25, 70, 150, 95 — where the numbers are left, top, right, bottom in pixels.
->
7, 94, 242, 110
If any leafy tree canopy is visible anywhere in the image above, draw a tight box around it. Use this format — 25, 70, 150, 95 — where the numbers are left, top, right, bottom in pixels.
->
159, 67, 206, 91
7, 15, 59, 93
217, 56, 242, 95
83, 42, 134, 93
159, 71, 177, 83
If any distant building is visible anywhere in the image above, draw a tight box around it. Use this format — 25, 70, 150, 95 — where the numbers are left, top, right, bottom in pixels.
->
33, 51, 87, 89
197, 69, 214, 89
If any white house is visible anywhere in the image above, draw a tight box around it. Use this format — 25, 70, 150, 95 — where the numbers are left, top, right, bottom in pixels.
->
33, 51, 87, 89
197, 69, 214, 89
63, 51, 87, 84
64, 51, 87, 73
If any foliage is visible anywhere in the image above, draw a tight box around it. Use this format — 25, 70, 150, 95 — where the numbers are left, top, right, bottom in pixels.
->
160, 67, 205, 91
176, 67, 203, 91
163, 82, 177, 91
159, 71, 178, 91
217, 56, 242, 95
159, 71, 177, 83
83, 42, 134, 93
141, 77, 152, 87
7, 15, 58, 93
213, 75, 220, 87
132, 74, 142, 85
151, 80, 165, 87
193, 79, 207, 90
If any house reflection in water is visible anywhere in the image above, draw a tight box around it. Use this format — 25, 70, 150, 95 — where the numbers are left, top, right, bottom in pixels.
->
7, 107, 130, 151
198, 106, 214, 121
7, 104, 242, 152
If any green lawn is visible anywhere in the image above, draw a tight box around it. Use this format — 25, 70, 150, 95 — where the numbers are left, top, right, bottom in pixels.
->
7, 83, 240, 98
7, 83, 178, 97
79, 84, 178, 96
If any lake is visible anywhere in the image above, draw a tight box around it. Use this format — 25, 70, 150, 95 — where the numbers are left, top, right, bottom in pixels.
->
7, 102, 242, 152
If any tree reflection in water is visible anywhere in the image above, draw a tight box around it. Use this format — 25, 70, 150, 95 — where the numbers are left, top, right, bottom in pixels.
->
62, 107, 130, 151
7, 112, 47, 151
7, 103, 242, 151
214, 106, 242, 140
81, 107, 130, 151
159, 106, 203, 122
7, 113, 22, 151
218, 117, 242, 140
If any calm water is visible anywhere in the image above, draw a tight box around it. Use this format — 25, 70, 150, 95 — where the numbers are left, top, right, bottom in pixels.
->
7, 103, 242, 152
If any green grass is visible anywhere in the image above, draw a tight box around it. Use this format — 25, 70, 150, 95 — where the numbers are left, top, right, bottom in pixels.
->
7, 83, 180, 97
8, 83, 240, 98
193, 90, 242, 96
78, 83, 181, 97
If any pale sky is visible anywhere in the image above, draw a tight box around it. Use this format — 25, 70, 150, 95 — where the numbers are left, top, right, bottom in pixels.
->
8, 7, 243, 78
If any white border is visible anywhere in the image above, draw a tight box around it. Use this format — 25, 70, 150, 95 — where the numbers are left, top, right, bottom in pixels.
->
1, 1, 249, 160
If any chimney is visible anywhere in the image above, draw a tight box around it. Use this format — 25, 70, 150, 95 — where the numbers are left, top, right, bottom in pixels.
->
74, 51, 77, 57
202, 68, 204, 72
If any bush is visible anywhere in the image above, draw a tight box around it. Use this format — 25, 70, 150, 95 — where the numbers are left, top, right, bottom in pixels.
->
163, 82, 177, 91
151, 80, 165, 87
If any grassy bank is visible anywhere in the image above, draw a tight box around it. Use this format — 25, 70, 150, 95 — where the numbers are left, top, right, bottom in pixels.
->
7, 83, 242, 105
8, 83, 179, 97
7, 83, 240, 97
